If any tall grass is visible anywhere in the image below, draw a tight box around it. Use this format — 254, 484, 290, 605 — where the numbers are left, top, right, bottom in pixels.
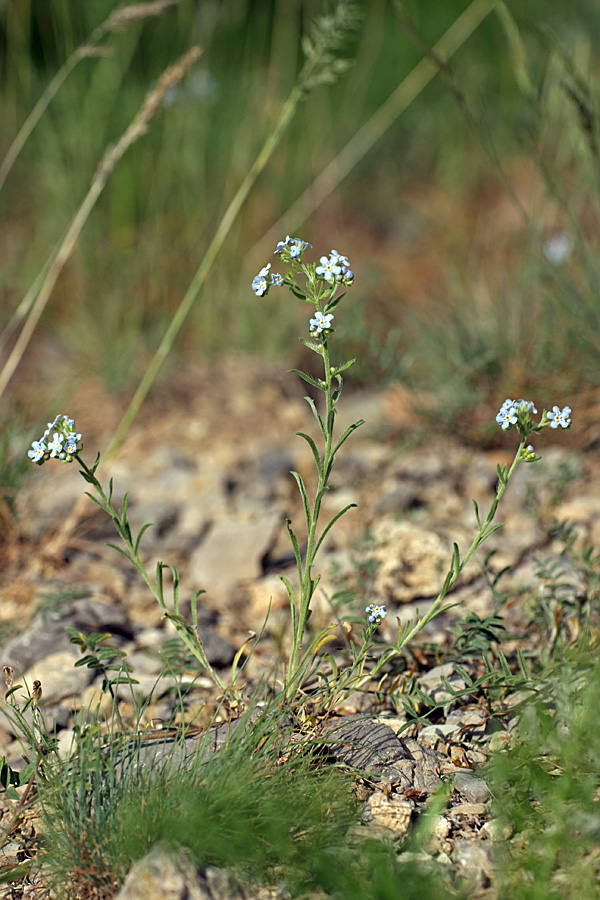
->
360, 4, 600, 425
490, 643, 600, 900
39, 706, 462, 900
2, 0, 597, 414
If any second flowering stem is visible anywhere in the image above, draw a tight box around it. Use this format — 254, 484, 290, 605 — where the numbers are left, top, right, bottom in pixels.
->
74, 453, 227, 696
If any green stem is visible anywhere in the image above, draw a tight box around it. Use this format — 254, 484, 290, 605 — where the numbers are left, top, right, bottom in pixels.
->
289, 340, 335, 681
74, 454, 226, 694
388, 435, 528, 657
458, 436, 525, 574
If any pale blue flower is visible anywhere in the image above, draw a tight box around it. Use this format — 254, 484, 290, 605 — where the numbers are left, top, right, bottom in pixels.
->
516, 399, 537, 415
271, 273, 284, 287
252, 263, 271, 297
337, 267, 354, 285
28, 414, 82, 465
309, 311, 334, 334
63, 435, 80, 457
288, 237, 311, 258
330, 250, 350, 267
316, 255, 342, 283
496, 402, 518, 430
274, 236, 312, 258
28, 440, 46, 464
48, 432, 65, 458
274, 235, 292, 255
365, 603, 387, 625
547, 405, 571, 429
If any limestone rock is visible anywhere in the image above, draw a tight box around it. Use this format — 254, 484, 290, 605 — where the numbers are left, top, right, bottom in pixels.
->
114, 844, 208, 900
188, 514, 281, 590
364, 792, 413, 834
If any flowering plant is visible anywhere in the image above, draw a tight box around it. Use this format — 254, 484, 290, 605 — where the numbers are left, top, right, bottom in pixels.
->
28, 418, 229, 699
27, 241, 573, 712
251, 237, 361, 696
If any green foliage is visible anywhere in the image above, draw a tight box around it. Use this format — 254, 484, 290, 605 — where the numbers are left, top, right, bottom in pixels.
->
0, 418, 30, 516
40, 720, 464, 900
489, 645, 600, 899
449, 610, 507, 657
3, 1, 599, 401
65, 627, 137, 697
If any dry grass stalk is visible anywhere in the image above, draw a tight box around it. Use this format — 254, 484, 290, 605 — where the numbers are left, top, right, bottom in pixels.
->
103, 0, 179, 33
0, 46, 201, 403
0, 0, 180, 364
251, 0, 497, 259
0, 0, 179, 194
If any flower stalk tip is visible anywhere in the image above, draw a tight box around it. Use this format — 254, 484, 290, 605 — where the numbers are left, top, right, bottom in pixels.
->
27, 414, 82, 465
365, 603, 387, 626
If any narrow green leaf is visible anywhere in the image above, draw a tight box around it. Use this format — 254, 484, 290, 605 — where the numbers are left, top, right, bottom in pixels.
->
296, 432, 323, 477
498, 650, 512, 678
97, 648, 125, 660
105, 542, 134, 565
314, 503, 357, 556
481, 523, 504, 540
324, 291, 346, 312
134, 521, 154, 555
297, 338, 324, 355
110, 675, 139, 686
452, 543, 461, 576
331, 419, 364, 460
291, 470, 311, 529
289, 369, 324, 390
74, 655, 99, 668
333, 357, 356, 376
304, 396, 326, 439
278, 574, 297, 615
285, 518, 303, 576
3, 685, 23, 700
171, 564, 180, 615
453, 664, 474, 687
84, 491, 107, 511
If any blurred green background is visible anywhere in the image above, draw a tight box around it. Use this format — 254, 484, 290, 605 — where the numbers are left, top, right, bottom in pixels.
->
1, 0, 599, 436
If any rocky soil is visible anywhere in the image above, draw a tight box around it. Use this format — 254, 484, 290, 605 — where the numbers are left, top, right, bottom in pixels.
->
0, 360, 597, 898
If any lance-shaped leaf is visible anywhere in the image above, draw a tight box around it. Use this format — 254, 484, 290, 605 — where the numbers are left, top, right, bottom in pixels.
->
285, 518, 303, 579
314, 503, 357, 556
290, 470, 311, 530
134, 521, 154, 555
303, 395, 326, 439
331, 357, 356, 377
289, 368, 325, 390
298, 337, 325, 355
296, 431, 323, 477
324, 291, 346, 312
331, 419, 364, 459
